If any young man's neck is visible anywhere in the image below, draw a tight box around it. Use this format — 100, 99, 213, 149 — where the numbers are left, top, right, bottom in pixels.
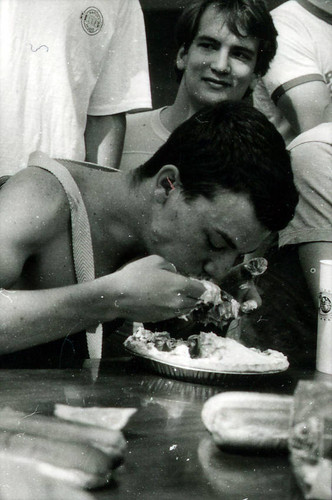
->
97, 171, 150, 261
160, 84, 200, 134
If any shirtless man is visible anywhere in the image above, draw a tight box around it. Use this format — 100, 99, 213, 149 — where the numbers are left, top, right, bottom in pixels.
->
120, 0, 277, 171
0, 101, 298, 367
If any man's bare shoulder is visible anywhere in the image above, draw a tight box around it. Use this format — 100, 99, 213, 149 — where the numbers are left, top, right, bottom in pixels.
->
0, 166, 70, 247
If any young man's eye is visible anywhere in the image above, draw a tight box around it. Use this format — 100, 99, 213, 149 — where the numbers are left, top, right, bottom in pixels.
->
232, 50, 252, 62
197, 39, 217, 51
199, 42, 214, 50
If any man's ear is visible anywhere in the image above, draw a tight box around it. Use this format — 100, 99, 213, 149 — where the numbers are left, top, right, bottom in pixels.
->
176, 46, 187, 72
154, 165, 182, 203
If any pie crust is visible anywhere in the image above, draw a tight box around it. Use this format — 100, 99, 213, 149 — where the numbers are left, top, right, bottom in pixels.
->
124, 328, 289, 373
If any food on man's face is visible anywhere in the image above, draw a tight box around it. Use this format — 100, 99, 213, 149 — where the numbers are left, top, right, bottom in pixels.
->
124, 328, 289, 373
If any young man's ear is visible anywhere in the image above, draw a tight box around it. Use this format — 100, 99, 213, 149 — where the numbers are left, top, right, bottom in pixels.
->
154, 165, 181, 203
176, 46, 188, 72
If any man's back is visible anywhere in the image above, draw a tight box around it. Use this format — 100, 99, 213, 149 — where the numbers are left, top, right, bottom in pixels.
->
0, 158, 122, 291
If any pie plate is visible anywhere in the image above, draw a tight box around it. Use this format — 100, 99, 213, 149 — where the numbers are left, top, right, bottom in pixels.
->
125, 346, 288, 385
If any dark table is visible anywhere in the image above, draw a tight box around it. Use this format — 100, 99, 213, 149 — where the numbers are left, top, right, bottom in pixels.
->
0, 357, 321, 500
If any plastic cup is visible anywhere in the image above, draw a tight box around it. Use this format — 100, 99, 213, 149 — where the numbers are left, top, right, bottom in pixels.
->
316, 260, 332, 374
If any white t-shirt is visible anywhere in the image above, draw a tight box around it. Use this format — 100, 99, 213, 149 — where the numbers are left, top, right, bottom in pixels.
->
0, 0, 151, 174
279, 122, 332, 247
120, 107, 170, 171
253, 0, 332, 145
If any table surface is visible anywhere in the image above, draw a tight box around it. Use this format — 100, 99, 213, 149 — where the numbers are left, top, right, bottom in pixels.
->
0, 357, 323, 500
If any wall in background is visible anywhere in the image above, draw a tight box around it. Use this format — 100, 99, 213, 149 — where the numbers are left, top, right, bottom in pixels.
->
139, 0, 287, 108
141, 0, 286, 10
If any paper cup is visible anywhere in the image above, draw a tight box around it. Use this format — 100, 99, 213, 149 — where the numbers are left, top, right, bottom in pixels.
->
316, 260, 332, 374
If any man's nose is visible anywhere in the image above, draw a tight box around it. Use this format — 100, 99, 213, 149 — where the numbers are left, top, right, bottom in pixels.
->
203, 252, 238, 283
210, 49, 231, 73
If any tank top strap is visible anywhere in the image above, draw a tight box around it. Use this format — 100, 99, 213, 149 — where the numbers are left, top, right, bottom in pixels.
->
28, 151, 102, 359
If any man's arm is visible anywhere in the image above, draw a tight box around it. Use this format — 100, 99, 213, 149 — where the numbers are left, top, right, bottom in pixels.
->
0, 168, 109, 353
259, 3, 332, 138
84, 113, 126, 168
0, 171, 205, 355
298, 242, 332, 304
277, 81, 331, 136
84, 0, 151, 169
0, 257, 205, 356
279, 124, 332, 305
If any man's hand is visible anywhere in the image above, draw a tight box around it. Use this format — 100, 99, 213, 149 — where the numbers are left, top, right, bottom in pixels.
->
108, 255, 206, 323
219, 257, 268, 313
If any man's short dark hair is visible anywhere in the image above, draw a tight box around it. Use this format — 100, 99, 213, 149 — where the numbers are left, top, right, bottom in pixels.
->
175, 0, 278, 80
133, 100, 298, 233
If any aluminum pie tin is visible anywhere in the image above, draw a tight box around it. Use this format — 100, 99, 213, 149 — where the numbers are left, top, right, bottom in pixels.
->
125, 346, 288, 385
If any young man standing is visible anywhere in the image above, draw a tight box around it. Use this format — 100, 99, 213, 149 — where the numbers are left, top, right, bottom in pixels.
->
120, 0, 277, 171
0, 0, 151, 174
0, 102, 297, 367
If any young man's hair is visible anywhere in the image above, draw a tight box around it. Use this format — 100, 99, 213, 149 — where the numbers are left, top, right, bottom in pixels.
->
175, 0, 278, 80
133, 100, 298, 233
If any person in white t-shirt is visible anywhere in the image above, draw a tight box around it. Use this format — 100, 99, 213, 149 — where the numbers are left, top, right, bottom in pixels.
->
119, 0, 278, 171
253, 0, 332, 145
0, 0, 151, 175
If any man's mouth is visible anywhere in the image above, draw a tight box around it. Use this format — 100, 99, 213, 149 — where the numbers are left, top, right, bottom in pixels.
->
202, 77, 232, 89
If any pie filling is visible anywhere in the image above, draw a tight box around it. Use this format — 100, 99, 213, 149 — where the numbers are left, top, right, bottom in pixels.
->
124, 328, 289, 373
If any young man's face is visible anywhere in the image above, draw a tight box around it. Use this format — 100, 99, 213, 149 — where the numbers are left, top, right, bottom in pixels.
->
149, 186, 269, 283
177, 5, 259, 111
